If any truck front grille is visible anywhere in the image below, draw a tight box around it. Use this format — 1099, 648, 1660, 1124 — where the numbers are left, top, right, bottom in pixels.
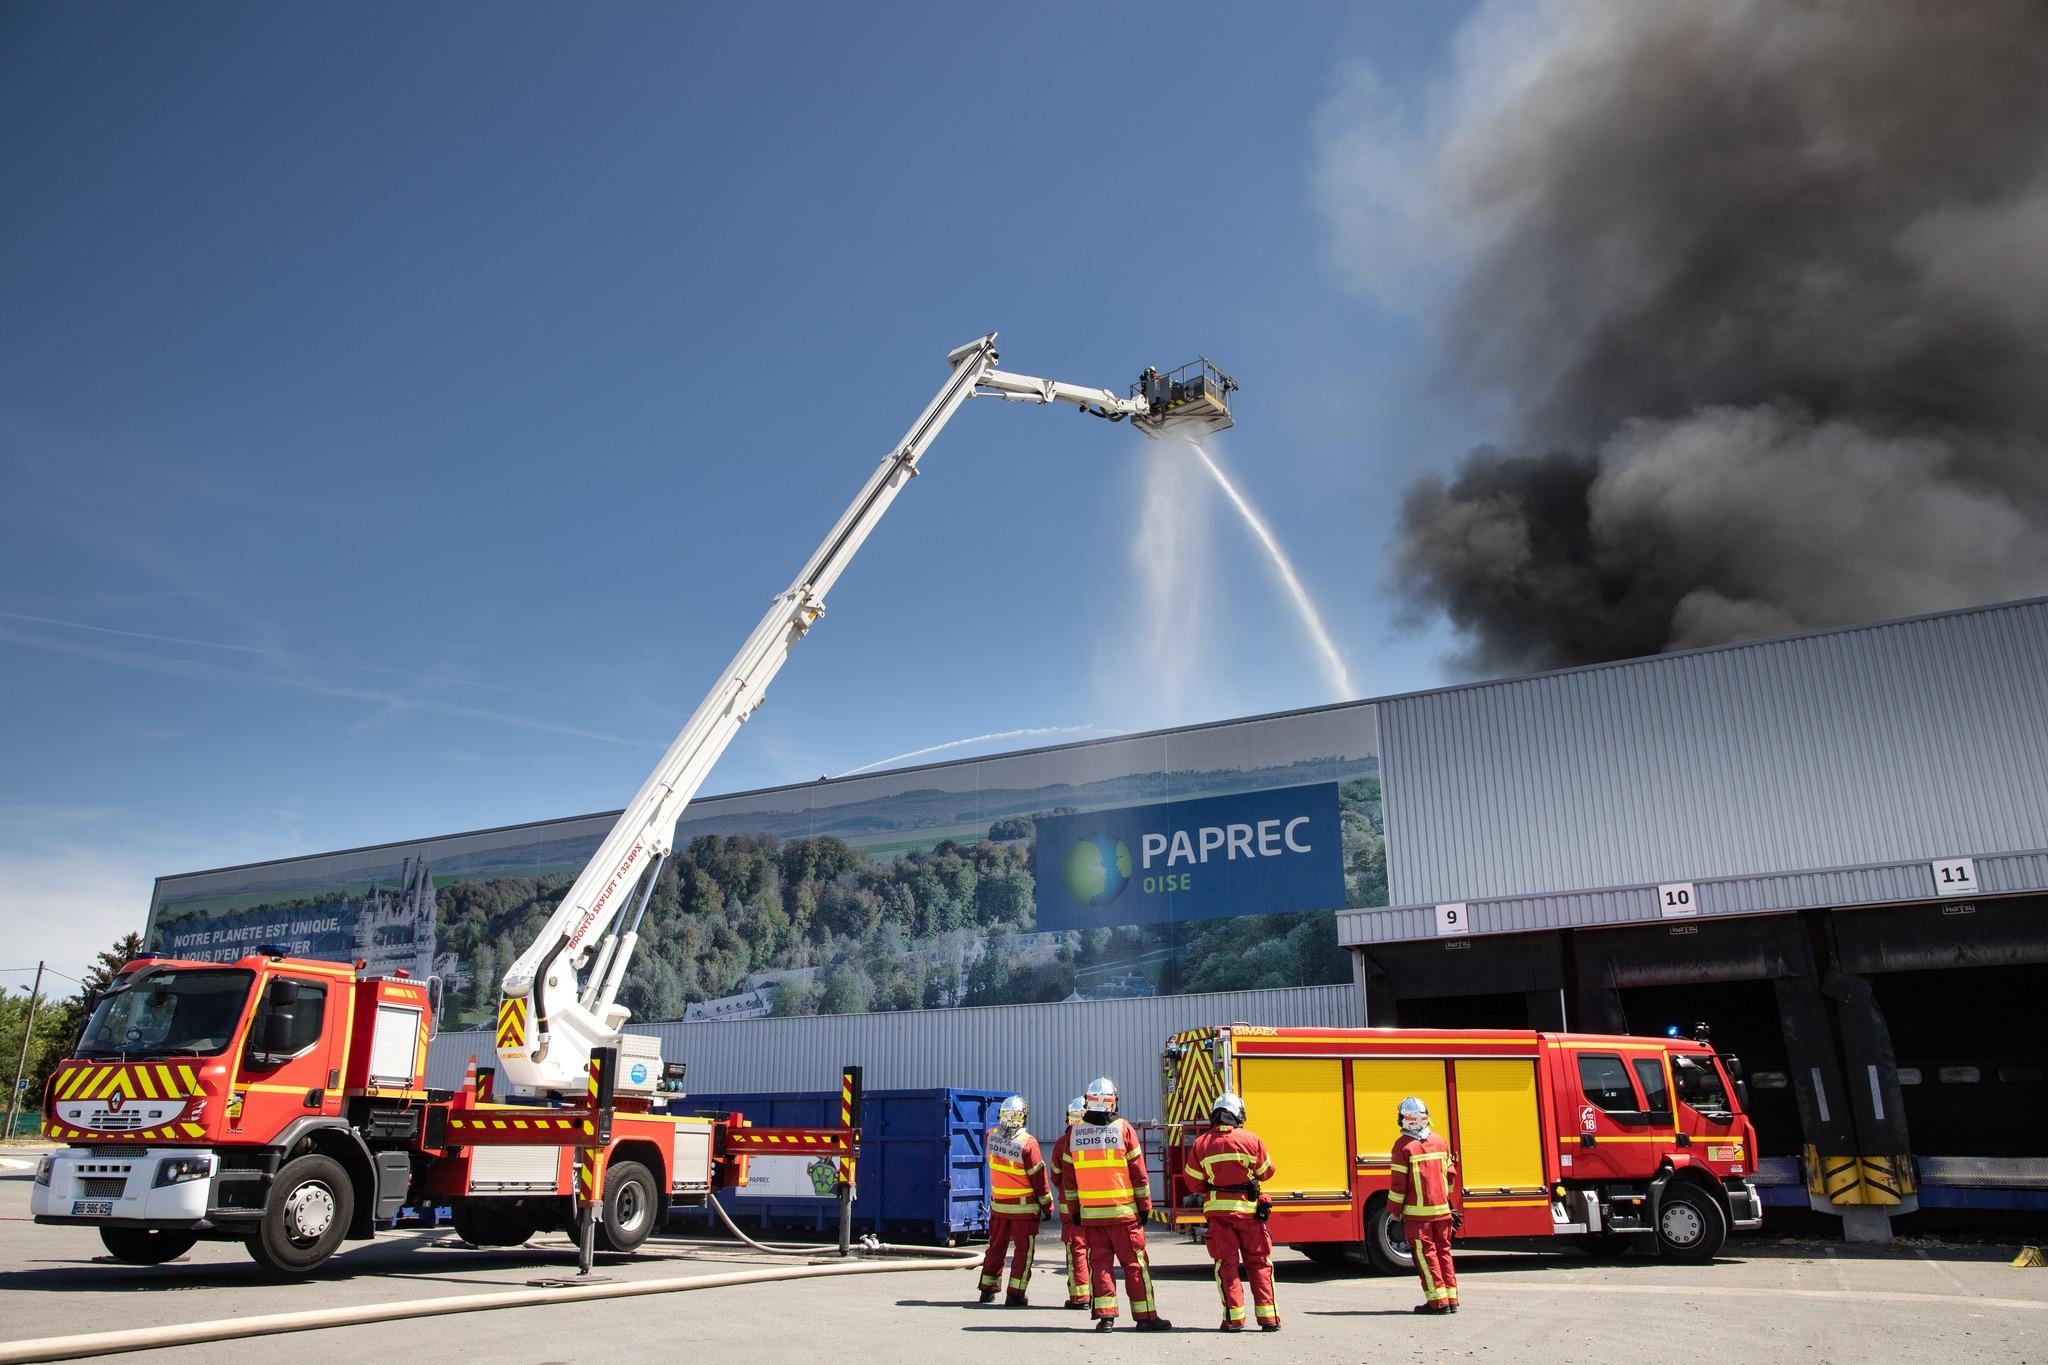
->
79, 1177, 128, 1199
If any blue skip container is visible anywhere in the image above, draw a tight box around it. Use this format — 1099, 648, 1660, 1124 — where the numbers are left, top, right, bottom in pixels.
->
672, 1087, 1008, 1244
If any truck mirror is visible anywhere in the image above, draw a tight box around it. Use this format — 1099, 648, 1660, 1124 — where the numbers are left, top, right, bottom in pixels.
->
1734, 1079, 1750, 1111
269, 979, 302, 1008
258, 1010, 296, 1055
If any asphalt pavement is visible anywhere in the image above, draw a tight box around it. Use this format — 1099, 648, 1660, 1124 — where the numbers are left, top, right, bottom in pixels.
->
4, 1159, 2043, 1363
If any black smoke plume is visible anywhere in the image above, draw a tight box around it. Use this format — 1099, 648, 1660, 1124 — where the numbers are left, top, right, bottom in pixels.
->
1390, 0, 2048, 674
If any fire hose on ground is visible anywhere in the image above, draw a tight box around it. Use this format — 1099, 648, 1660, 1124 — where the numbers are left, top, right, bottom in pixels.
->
0, 1195, 981, 1365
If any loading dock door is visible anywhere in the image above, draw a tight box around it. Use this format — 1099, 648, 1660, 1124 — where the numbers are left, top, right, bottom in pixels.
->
1452, 1059, 1544, 1194
1351, 1060, 1449, 1163
1236, 1058, 1349, 1196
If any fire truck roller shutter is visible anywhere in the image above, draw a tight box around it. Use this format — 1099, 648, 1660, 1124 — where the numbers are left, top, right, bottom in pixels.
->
1451, 1060, 1544, 1193
1235, 1059, 1349, 1196
1351, 1061, 1448, 1164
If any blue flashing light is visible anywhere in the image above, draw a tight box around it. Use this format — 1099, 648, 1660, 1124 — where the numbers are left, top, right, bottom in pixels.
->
1666, 1025, 1681, 1037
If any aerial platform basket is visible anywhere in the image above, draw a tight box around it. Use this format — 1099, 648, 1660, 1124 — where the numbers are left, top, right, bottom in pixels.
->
1132, 358, 1238, 440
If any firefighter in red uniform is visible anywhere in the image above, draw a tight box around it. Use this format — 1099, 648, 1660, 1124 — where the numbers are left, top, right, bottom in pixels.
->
1062, 1077, 1173, 1332
1389, 1096, 1461, 1314
1050, 1095, 1091, 1309
978, 1094, 1053, 1305
1185, 1091, 1279, 1332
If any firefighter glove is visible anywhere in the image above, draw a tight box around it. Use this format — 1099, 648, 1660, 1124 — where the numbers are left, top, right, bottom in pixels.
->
1254, 1198, 1272, 1224
1137, 1197, 1152, 1220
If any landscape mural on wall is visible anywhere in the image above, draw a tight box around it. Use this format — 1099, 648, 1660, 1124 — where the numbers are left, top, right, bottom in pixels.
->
146, 703, 1385, 1030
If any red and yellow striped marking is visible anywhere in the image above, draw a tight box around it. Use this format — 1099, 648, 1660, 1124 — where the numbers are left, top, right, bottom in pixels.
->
44, 1120, 207, 1142
52, 1062, 203, 1103
722, 1128, 856, 1154
1165, 1028, 1225, 1127
496, 997, 527, 1051
445, 1114, 583, 1137
837, 1070, 856, 1184
575, 1145, 608, 1205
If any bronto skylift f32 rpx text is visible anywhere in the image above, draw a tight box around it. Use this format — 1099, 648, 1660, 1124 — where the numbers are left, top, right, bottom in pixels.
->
31, 335, 1235, 1276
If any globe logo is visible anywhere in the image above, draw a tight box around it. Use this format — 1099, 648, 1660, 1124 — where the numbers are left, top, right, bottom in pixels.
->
1062, 834, 1133, 907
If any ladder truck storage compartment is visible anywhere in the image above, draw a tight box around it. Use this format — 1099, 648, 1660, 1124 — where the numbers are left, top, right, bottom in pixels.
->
1161, 1025, 1762, 1273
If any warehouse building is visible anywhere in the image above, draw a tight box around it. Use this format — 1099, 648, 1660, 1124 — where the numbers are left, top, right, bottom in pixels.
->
150, 597, 2048, 1242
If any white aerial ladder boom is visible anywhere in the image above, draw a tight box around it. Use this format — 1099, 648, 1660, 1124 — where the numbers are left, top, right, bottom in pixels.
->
497, 334, 1235, 1096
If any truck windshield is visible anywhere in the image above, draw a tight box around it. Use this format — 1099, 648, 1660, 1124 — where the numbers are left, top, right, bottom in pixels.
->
1673, 1055, 1733, 1120
75, 968, 254, 1058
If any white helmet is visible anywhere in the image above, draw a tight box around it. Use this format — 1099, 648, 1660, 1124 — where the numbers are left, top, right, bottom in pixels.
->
1066, 1095, 1087, 1127
1397, 1096, 1430, 1138
1210, 1091, 1247, 1127
997, 1095, 1028, 1132
1083, 1076, 1119, 1119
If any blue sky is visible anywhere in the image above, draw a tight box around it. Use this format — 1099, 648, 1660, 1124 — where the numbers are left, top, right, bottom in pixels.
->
0, 2, 1493, 984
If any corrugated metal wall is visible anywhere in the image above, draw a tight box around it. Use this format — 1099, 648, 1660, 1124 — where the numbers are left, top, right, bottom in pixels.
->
1379, 599, 2048, 911
427, 984, 1355, 1135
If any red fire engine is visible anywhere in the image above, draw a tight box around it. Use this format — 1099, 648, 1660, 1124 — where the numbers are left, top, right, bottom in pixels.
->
1162, 1025, 1763, 1270
32, 950, 850, 1273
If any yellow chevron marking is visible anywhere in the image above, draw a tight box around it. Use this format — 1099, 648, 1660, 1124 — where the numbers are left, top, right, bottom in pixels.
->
177, 1066, 199, 1092
132, 1067, 159, 1100
57, 1067, 90, 1100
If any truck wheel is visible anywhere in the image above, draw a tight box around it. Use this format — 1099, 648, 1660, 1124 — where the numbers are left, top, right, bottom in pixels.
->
1362, 1198, 1414, 1276
1653, 1183, 1727, 1263
99, 1228, 199, 1265
453, 1200, 536, 1247
248, 1154, 354, 1275
595, 1160, 657, 1253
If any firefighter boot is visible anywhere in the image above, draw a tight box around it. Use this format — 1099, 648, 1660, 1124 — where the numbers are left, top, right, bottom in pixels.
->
1094, 1317, 1114, 1333
977, 1291, 995, 1304
1135, 1318, 1174, 1332
1004, 1293, 1028, 1307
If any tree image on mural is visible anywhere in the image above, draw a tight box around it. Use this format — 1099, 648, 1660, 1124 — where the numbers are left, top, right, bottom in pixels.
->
145, 730, 1387, 1030
417, 775, 1385, 1029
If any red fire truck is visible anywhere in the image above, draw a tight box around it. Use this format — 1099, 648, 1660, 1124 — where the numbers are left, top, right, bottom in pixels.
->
33, 339, 1211, 1277
31, 951, 849, 1273
1162, 1025, 1762, 1270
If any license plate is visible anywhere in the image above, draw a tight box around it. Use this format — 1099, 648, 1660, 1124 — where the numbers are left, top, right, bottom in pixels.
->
72, 1200, 115, 1217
